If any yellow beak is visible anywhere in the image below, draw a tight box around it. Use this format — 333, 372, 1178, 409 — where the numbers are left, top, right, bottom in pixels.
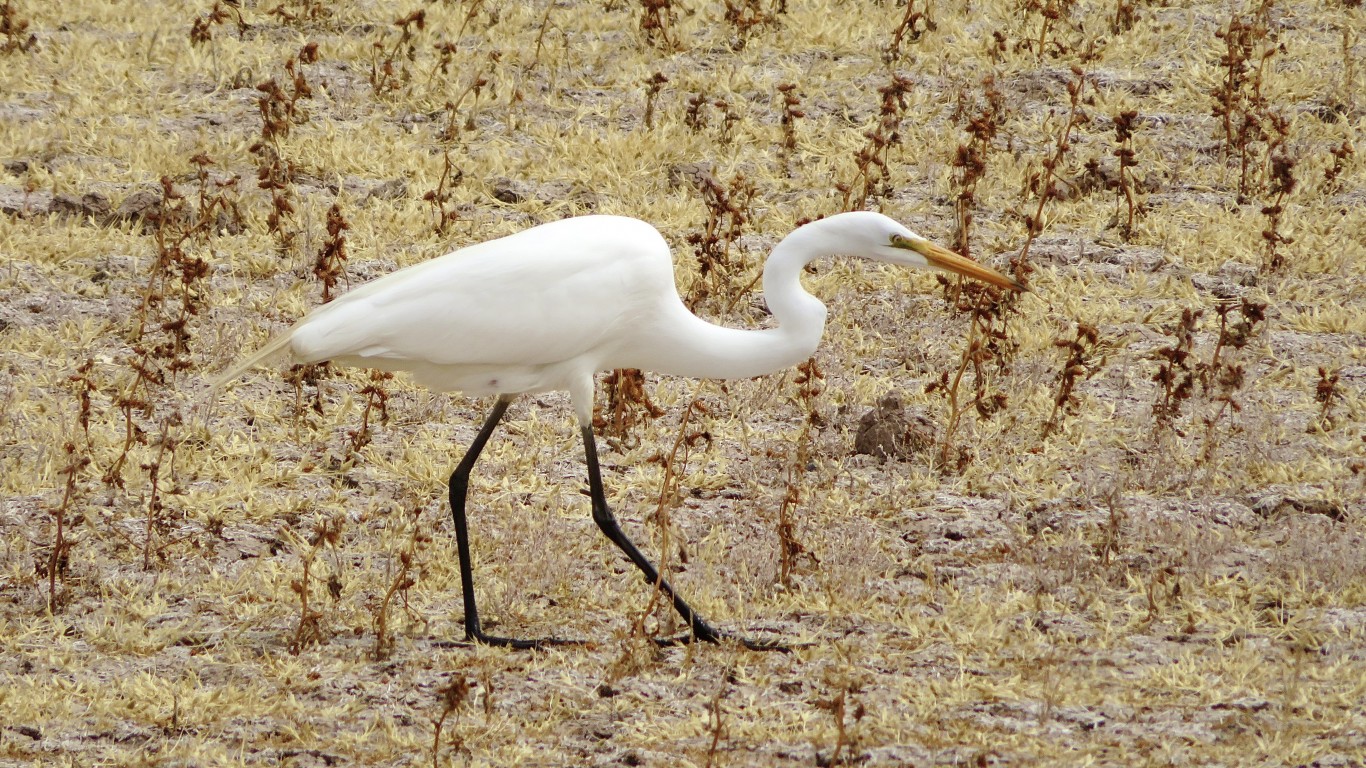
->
895, 235, 1024, 291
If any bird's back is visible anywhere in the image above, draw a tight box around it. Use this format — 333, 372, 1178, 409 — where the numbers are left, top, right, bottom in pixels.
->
287, 215, 679, 394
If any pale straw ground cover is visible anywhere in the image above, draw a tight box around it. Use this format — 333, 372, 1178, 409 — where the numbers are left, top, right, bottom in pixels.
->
0, 0, 1363, 765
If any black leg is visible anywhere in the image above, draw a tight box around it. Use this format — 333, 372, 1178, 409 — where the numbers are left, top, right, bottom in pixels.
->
581, 425, 787, 652
448, 396, 569, 649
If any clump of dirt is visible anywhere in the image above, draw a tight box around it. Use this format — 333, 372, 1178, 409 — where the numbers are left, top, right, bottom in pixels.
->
853, 395, 936, 461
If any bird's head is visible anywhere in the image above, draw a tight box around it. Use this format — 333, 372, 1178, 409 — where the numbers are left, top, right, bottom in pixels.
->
820, 211, 1024, 292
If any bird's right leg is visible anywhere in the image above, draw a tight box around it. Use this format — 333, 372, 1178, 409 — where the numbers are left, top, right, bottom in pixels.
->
580, 425, 787, 652
448, 395, 566, 649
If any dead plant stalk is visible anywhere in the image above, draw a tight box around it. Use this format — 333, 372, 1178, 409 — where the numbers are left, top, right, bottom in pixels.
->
635, 398, 709, 641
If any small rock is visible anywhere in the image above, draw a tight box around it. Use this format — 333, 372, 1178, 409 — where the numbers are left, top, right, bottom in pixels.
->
1193, 260, 1261, 298
667, 161, 715, 191
1284, 497, 1347, 521
52, 191, 111, 221
8, 724, 41, 740
1214, 696, 1270, 712
210, 209, 246, 236
1251, 493, 1347, 521
107, 189, 172, 233
1216, 260, 1259, 287
231, 67, 255, 90
491, 178, 526, 204
853, 396, 936, 461
366, 178, 407, 202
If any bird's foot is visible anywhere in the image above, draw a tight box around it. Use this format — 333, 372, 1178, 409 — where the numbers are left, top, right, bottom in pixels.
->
654, 628, 792, 653
430, 624, 581, 650
469, 629, 581, 650
434, 621, 791, 652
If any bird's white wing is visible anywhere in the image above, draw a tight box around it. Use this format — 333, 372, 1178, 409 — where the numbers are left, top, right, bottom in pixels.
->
288, 216, 674, 371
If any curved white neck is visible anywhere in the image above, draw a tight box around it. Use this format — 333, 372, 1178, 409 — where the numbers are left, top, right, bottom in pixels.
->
619, 228, 829, 380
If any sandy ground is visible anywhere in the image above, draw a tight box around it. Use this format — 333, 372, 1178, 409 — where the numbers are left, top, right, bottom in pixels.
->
1, 0, 1363, 765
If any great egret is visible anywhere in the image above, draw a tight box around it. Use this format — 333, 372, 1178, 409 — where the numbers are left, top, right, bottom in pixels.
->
215, 211, 1022, 650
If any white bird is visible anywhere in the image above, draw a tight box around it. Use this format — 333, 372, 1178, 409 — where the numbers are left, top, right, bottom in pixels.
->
215, 211, 1022, 650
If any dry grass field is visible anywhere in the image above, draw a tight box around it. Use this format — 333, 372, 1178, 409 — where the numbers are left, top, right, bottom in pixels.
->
1, 0, 1363, 765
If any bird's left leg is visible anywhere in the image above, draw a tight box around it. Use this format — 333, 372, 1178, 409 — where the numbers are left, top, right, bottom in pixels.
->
580, 425, 786, 651
448, 396, 570, 649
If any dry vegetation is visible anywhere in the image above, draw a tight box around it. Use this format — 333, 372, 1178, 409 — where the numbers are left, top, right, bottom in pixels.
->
1, 0, 1363, 765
